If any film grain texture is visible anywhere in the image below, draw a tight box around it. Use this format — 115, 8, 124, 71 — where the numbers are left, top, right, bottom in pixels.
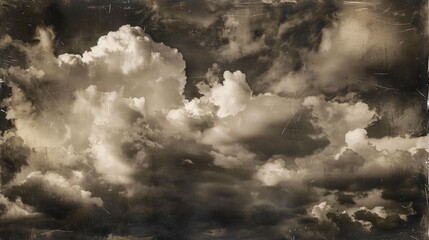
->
0, 0, 427, 239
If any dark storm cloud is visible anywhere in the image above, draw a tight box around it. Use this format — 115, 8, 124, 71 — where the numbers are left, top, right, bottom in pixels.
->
4, 171, 103, 219
325, 212, 367, 239
123, 139, 254, 238
354, 209, 406, 231
36, 137, 320, 239
336, 192, 356, 205
0, 135, 30, 185
313, 161, 422, 192
241, 111, 330, 158
365, 93, 428, 137
324, 149, 365, 173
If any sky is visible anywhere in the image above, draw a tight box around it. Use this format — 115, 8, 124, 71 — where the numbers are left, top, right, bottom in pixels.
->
0, 0, 427, 239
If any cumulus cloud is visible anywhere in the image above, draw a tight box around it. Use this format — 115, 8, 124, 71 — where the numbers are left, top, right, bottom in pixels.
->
5, 25, 186, 114
201, 86, 328, 160
308, 198, 417, 235
310, 201, 333, 223
72, 85, 150, 185
210, 70, 252, 118
5, 171, 102, 219
162, 69, 329, 165
1, 25, 182, 188
255, 158, 296, 186
62, 25, 186, 113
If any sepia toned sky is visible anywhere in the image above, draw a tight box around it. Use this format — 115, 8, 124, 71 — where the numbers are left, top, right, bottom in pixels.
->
0, 0, 427, 239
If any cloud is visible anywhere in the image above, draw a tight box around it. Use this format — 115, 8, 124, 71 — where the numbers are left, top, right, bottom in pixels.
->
0, 135, 30, 185
325, 149, 365, 173
5, 171, 102, 219
210, 144, 257, 168
163, 70, 328, 165
210, 70, 252, 118
200, 85, 328, 160
72, 85, 150, 185
303, 95, 378, 145
262, 0, 297, 4
309, 6, 403, 92
261, 3, 415, 96
144, 0, 232, 28
0, 194, 39, 220
6, 25, 186, 113
267, 68, 311, 96
1, 25, 182, 188
308, 199, 417, 236
366, 96, 427, 137
0, 11, 426, 238
310, 201, 333, 223
255, 158, 296, 186
62, 25, 186, 113
304, 127, 425, 192
353, 207, 406, 231
217, 10, 266, 61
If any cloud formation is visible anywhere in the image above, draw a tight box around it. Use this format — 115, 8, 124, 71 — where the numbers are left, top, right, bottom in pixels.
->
0, 1, 426, 239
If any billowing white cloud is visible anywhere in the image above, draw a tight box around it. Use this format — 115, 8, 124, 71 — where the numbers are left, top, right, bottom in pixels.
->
310, 201, 333, 223
255, 158, 295, 186
61, 25, 186, 113
0, 25, 185, 192
210, 71, 252, 118
72, 85, 149, 185
7, 25, 186, 114
165, 69, 323, 167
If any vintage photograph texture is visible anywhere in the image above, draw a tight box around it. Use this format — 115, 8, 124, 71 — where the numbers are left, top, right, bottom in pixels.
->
0, 0, 428, 239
